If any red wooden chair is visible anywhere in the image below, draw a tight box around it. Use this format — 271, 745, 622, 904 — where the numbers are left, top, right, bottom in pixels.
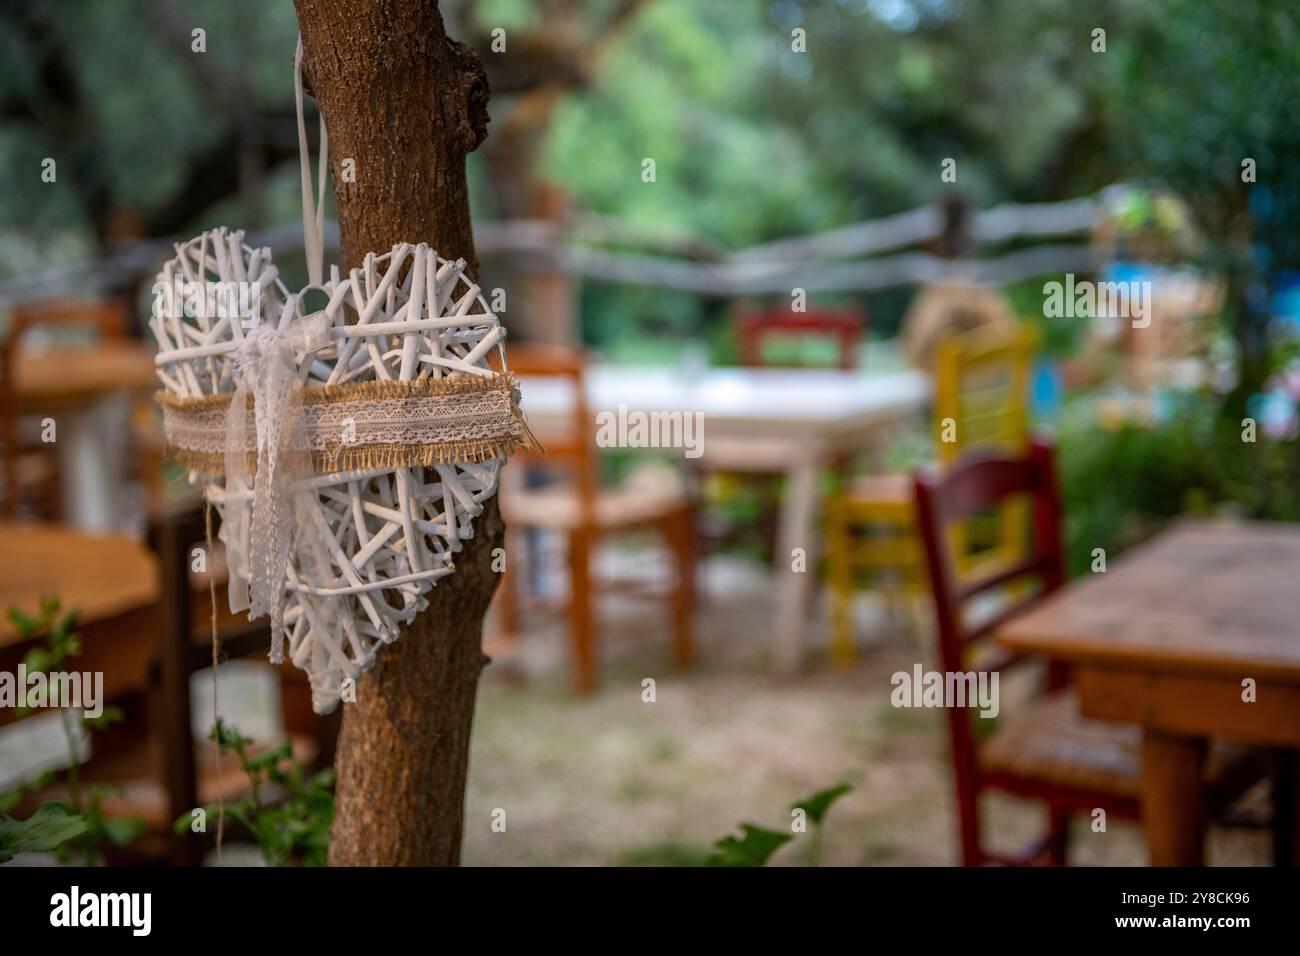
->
706, 304, 866, 561
734, 304, 865, 370
912, 439, 1268, 865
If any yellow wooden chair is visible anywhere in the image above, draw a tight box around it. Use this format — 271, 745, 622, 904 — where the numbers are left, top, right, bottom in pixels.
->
827, 324, 1038, 663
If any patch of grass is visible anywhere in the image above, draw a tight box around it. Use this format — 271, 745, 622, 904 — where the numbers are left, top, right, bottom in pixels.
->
645, 734, 681, 763
615, 773, 675, 804
871, 700, 940, 738
865, 701, 942, 760
618, 840, 711, 867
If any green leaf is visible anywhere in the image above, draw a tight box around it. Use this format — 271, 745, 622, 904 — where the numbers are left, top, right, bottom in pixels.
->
100, 817, 144, 848
82, 706, 125, 730
790, 783, 852, 826
21, 648, 50, 674
705, 824, 792, 867
209, 718, 252, 752
7, 607, 39, 636
0, 805, 89, 863
246, 741, 293, 773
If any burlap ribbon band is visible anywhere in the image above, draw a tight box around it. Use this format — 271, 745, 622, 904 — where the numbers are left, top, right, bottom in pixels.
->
158, 372, 529, 475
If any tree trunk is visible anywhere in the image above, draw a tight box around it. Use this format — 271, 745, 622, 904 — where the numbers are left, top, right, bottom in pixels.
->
293, 0, 497, 866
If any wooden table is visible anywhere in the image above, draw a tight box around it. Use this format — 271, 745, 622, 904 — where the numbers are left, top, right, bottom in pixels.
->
999, 520, 1300, 865
519, 364, 929, 671
0, 525, 159, 706
12, 342, 158, 531
12, 341, 157, 407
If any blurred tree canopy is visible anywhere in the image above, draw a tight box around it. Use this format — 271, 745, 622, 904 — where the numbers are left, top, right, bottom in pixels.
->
543, 0, 1127, 248
0, 0, 1295, 358
0, 0, 1163, 254
0, 0, 304, 252
1100, 0, 1300, 410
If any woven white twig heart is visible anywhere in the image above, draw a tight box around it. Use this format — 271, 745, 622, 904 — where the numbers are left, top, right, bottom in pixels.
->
149, 227, 521, 713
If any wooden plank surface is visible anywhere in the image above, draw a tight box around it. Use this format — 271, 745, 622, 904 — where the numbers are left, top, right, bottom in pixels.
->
999, 520, 1300, 683
0, 525, 158, 646
13, 342, 157, 407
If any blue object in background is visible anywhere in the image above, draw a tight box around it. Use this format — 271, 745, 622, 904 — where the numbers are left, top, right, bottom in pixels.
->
1102, 261, 1151, 287
1031, 359, 1063, 421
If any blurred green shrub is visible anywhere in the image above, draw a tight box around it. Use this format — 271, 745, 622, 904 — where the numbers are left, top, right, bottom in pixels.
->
1, 600, 141, 864
1057, 390, 1300, 576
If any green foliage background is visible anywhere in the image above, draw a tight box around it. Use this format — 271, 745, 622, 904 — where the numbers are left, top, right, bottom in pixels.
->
2, 0, 1298, 576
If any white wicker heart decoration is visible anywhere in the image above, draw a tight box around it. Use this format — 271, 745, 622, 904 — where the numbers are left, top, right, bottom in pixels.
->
149, 227, 524, 713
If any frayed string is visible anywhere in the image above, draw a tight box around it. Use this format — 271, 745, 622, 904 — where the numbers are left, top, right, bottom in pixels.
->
203, 498, 225, 865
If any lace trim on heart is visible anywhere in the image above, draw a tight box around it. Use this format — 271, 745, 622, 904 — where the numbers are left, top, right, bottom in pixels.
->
160, 372, 531, 473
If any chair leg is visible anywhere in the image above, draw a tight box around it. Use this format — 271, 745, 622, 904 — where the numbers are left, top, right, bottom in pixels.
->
881, 571, 904, 633
498, 529, 520, 639
826, 502, 855, 667
567, 527, 596, 692
757, 473, 782, 565
904, 569, 931, 644
1046, 808, 1070, 865
667, 507, 696, 670
952, 750, 984, 866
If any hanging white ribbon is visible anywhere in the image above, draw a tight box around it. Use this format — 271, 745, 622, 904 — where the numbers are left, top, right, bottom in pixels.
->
294, 34, 328, 287
215, 34, 336, 662
223, 302, 334, 662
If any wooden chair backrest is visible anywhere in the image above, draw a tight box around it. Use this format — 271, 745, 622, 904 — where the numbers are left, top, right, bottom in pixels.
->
914, 440, 1066, 662
933, 324, 1039, 572
934, 323, 1037, 463
1, 299, 129, 517
8, 299, 128, 343
498, 343, 597, 519
734, 304, 865, 370
912, 440, 1067, 804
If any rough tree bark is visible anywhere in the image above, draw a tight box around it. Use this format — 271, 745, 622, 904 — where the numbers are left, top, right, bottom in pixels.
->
293, 0, 498, 866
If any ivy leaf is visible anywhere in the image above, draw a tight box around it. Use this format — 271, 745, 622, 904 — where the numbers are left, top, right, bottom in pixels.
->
705, 824, 792, 867
790, 783, 852, 826
0, 805, 88, 863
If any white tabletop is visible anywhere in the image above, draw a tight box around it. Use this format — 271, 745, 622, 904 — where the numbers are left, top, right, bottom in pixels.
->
517, 365, 929, 443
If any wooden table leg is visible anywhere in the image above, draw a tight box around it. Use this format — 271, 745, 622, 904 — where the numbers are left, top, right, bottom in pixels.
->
1140, 729, 1208, 866
568, 527, 596, 692
773, 460, 819, 674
